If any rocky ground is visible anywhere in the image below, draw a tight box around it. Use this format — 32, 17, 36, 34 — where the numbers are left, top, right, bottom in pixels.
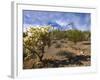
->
23, 39, 91, 69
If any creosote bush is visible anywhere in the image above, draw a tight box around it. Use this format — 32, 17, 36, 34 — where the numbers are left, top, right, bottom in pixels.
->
66, 30, 86, 44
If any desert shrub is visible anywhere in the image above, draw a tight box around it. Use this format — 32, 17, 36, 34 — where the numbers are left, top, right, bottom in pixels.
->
23, 32, 28, 37
66, 30, 85, 44
52, 30, 67, 40
23, 46, 35, 61
83, 31, 91, 41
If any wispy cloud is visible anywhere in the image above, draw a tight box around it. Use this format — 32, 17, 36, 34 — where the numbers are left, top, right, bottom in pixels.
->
23, 10, 91, 31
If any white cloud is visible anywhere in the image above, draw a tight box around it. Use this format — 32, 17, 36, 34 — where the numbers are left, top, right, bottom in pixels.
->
55, 20, 68, 26
23, 24, 40, 32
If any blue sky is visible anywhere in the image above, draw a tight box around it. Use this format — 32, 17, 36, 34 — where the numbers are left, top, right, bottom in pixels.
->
23, 10, 91, 31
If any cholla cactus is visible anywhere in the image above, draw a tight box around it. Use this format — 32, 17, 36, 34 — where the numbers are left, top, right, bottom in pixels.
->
23, 26, 52, 62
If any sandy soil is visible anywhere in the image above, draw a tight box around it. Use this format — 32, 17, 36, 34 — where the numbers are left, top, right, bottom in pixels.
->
23, 39, 91, 69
